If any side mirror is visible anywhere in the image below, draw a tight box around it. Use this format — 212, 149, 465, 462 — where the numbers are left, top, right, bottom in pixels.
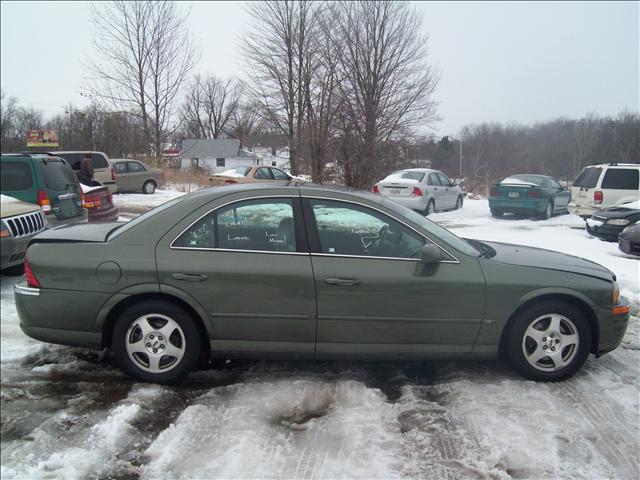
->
561, 186, 567, 191
420, 244, 442, 264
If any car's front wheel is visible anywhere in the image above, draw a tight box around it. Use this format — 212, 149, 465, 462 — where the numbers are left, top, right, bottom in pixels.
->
507, 301, 591, 381
455, 195, 463, 210
112, 300, 200, 383
142, 180, 156, 194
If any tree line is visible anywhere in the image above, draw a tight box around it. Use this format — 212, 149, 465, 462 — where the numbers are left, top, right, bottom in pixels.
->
1, 0, 638, 191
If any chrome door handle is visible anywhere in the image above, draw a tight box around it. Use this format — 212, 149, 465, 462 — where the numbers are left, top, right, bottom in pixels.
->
172, 273, 208, 282
324, 277, 361, 286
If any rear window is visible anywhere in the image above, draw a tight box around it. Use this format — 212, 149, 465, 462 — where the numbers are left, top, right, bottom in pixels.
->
1, 162, 33, 191
39, 160, 79, 191
573, 167, 602, 188
221, 167, 251, 176
385, 171, 425, 182
501, 175, 543, 186
601, 169, 639, 190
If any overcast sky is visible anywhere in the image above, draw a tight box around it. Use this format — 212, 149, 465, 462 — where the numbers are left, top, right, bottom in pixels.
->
1, 1, 638, 137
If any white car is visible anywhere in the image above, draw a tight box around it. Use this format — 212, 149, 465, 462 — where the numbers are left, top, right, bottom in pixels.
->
568, 163, 640, 219
372, 168, 464, 215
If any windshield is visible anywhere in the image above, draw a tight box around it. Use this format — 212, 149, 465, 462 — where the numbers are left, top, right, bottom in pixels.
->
384, 171, 426, 182
500, 175, 543, 186
108, 194, 188, 240
220, 167, 251, 177
383, 198, 481, 257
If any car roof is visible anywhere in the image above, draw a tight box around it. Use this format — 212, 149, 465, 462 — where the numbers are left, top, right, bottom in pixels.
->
390, 168, 437, 173
50, 150, 109, 155
583, 163, 640, 168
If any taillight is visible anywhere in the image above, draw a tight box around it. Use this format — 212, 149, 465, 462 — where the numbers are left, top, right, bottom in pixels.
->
490, 186, 500, 196
24, 258, 40, 288
527, 190, 541, 197
224, 179, 237, 185
37, 190, 51, 215
411, 187, 423, 196
372, 185, 380, 194
111, 167, 116, 181
83, 192, 103, 209
594, 191, 603, 204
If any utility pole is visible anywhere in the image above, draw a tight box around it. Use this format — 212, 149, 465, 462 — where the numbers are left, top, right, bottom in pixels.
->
459, 139, 463, 179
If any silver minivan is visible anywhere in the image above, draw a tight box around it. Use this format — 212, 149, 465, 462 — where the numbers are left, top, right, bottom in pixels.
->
48, 151, 118, 192
372, 168, 464, 215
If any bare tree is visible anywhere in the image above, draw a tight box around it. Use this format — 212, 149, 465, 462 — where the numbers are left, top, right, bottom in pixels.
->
229, 101, 265, 148
87, 1, 198, 156
1, 90, 18, 150
241, 0, 316, 175
331, 1, 440, 187
181, 75, 242, 139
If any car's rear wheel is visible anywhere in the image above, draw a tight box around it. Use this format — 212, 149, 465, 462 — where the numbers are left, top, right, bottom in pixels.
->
143, 180, 156, 194
455, 195, 463, 210
112, 300, 200, 383
424, 199, 435, 216
540, 200, 553, 220
507, 301, 591, 381
490, 208, 503, 218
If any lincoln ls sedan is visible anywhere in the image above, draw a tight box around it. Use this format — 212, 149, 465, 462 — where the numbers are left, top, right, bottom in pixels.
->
15, 185, 629, 383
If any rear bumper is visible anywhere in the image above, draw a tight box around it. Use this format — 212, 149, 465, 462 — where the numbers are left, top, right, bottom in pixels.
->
488, 198, 547, 213
1, 235, 33, 270
383, 196, 428, 211
14, 282, 108, 349
568, 202, 599, 219
594, 301, 631, 355
88, 205, 120, 222
46, 209, 88, 227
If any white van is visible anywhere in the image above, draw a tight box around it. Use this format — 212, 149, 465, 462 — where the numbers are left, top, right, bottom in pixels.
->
568, 163, 640, 218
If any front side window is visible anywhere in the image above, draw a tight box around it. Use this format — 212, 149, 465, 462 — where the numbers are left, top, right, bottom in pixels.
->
128, 162, 146, 173
549, 178, 561, 189
601, 169, 639, 190
270, 168, 289, 180
173, 198, 298, 252
216, 158, 225, 167
437, 173, 452, 186
310, 199, 425, 259
254, 167, 273, 180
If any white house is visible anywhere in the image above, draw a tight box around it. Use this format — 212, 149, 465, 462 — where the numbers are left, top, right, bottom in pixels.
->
180, 139, 261, 173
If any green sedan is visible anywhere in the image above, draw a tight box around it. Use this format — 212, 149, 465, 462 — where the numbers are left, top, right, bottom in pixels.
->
489, 174, 571, 219
15, 185, 629, 383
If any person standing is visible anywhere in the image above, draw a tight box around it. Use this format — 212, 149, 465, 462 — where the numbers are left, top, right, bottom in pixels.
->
78, 153, 95, 185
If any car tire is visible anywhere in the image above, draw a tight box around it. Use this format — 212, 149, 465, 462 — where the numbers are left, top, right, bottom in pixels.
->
540, 200, 553, 220
490, 208, 503, 218
143, 180, 156, 194
424, 199, 435, 216
112, 300, 200, 383
507, 301, 591, 382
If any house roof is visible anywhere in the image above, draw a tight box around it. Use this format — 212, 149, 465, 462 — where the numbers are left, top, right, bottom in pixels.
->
180, 139, 249, 159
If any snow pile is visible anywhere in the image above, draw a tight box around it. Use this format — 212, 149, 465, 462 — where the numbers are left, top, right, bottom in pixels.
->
112, 188, 186, 212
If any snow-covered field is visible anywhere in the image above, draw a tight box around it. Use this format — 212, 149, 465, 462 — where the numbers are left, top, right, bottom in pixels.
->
1, 193, 638, 480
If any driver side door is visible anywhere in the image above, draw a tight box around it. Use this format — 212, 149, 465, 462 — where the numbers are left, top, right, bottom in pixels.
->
303, 196, 485, 355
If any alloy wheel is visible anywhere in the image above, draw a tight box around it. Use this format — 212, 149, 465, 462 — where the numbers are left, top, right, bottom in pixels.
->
125, 313, 186, 373
522, 313, 579, 371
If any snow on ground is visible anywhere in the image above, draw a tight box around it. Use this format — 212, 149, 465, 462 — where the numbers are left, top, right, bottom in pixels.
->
1, 192, 638, 480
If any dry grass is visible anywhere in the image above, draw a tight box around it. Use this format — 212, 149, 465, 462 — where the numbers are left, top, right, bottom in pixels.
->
162, 168, 211, 192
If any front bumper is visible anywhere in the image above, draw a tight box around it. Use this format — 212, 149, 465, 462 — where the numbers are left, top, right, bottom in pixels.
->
1, 235, 33, 270
595, 299, 631, 356
619, 236, 640, 256
15, 282, 108, 349
585, 219, 625, 241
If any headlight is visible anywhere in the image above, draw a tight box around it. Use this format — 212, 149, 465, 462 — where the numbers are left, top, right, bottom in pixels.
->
606, 218, 631, 226
0, 221, 10, 238
613, 282, 620, 305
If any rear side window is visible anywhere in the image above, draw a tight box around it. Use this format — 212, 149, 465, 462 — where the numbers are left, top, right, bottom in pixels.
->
1, 162, 33, 190
39, 160, 78, 191
573, 167, 602, 188
54, 153, 83, 169
601, 169, 639, 190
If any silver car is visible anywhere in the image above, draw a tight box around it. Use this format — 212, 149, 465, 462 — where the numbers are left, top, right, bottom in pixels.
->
373, 168, 463, 215
112, 159, 165, 194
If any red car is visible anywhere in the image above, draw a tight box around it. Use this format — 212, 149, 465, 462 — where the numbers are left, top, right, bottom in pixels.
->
81, 184, 119, 222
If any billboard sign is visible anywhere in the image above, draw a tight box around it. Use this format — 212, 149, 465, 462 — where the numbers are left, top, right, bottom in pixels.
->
26, 129, 59, 147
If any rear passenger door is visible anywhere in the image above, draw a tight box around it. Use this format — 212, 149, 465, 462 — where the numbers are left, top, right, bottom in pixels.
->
156, 194, 317, 354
